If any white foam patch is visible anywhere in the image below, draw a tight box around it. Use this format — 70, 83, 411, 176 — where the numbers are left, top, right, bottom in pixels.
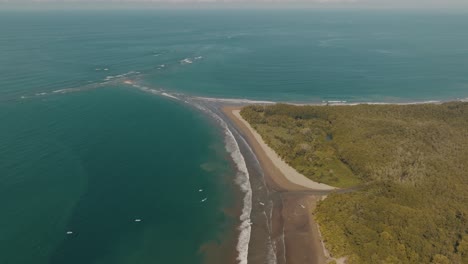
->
180, 58, 193, 65
361, 100, 442, 105
318, 100, 446, 106
226, 127, 252, 264
161, 92, 179, 100
326, 100, 347, 104
194, 96, 275, 105
23, 71, 142, 99
52, 89, 65, 94
103, 71, 138, 82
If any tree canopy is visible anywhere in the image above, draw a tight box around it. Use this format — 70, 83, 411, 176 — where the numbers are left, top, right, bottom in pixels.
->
240, 102, 468, 264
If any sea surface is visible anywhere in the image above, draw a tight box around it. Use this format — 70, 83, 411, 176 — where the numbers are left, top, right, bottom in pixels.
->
1, 9, 468, 264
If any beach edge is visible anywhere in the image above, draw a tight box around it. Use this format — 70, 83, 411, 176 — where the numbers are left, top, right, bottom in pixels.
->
222, 105, 333, 264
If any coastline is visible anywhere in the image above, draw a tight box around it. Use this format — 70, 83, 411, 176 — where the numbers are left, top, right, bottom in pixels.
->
24, 76, 468, 264
218, 100, 468, 264
41, 78, 468, 264
231, 109, 335, 191
221, 105, 337, 264
119, 83, 467, 264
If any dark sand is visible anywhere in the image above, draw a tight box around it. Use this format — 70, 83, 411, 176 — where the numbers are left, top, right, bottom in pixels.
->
222, 106, 333, 264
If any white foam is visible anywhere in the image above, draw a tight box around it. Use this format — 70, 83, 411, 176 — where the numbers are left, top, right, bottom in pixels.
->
148, 89, 160, 95
53, 89, 66, 93
194, 96, 275, 105
186, 101, 252, 264
52, 88, 81, 94
194, 56, 203, 60
359, 100, 442, 106
180, 58, 193, 65
27, 71, 141, 99
103, 71, 138, 82
222, 126, 252, 264
161, 92, 179, 100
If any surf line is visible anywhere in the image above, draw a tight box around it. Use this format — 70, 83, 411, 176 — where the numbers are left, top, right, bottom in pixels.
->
188, 100, 253, 264
130, 85, 253, 264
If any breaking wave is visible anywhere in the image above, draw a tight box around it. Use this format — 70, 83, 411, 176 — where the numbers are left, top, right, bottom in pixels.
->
129, 84, 253, 264
222, 121, 252, 264
188, 99, 252, 264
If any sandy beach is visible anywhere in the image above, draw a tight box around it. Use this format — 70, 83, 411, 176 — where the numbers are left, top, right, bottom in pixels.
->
232, 109, 335, 191
222, 106, 337, 264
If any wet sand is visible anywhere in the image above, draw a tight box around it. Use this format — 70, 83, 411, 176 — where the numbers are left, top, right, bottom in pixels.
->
221, 106, 335, 264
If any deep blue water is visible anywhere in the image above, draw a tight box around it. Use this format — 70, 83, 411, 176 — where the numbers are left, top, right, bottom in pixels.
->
1, 9, 468, 264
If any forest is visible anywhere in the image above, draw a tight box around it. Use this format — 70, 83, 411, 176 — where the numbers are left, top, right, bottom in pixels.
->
240, 102, 468, 264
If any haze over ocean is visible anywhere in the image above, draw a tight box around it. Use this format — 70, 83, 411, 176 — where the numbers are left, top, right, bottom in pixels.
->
1, 9, 468, 264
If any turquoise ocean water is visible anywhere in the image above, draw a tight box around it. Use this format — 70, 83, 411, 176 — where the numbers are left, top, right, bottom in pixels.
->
1, 9, 468, 264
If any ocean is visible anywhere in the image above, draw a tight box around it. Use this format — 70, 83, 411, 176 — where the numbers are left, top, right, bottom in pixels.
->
1, 9, 468, 264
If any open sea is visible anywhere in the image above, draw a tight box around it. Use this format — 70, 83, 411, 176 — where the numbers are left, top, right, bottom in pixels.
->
1, 9, 468, 264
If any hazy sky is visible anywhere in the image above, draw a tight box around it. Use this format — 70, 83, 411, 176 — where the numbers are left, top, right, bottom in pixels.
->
1, 0, 468, 8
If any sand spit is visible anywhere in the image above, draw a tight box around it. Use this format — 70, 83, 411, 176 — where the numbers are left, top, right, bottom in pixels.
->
222, 106, 339, 264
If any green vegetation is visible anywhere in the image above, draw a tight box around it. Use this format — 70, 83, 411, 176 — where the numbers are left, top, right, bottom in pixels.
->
241, 104, 360, 188
240, 102, 468, 264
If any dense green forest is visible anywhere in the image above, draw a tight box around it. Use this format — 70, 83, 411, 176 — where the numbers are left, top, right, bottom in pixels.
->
240, 102, 468, 264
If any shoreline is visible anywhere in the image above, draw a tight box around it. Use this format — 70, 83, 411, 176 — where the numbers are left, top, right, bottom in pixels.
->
51, 80, 468, 264
28, 79, 468, 263
221, 105, 337, 264
194, 95, 468, 108
181, 96, 464, 264
231, 109, 335, 191
119, 82, 467, 264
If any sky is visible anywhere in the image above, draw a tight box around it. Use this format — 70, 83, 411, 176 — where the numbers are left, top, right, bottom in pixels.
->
1, 0, 468, 9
